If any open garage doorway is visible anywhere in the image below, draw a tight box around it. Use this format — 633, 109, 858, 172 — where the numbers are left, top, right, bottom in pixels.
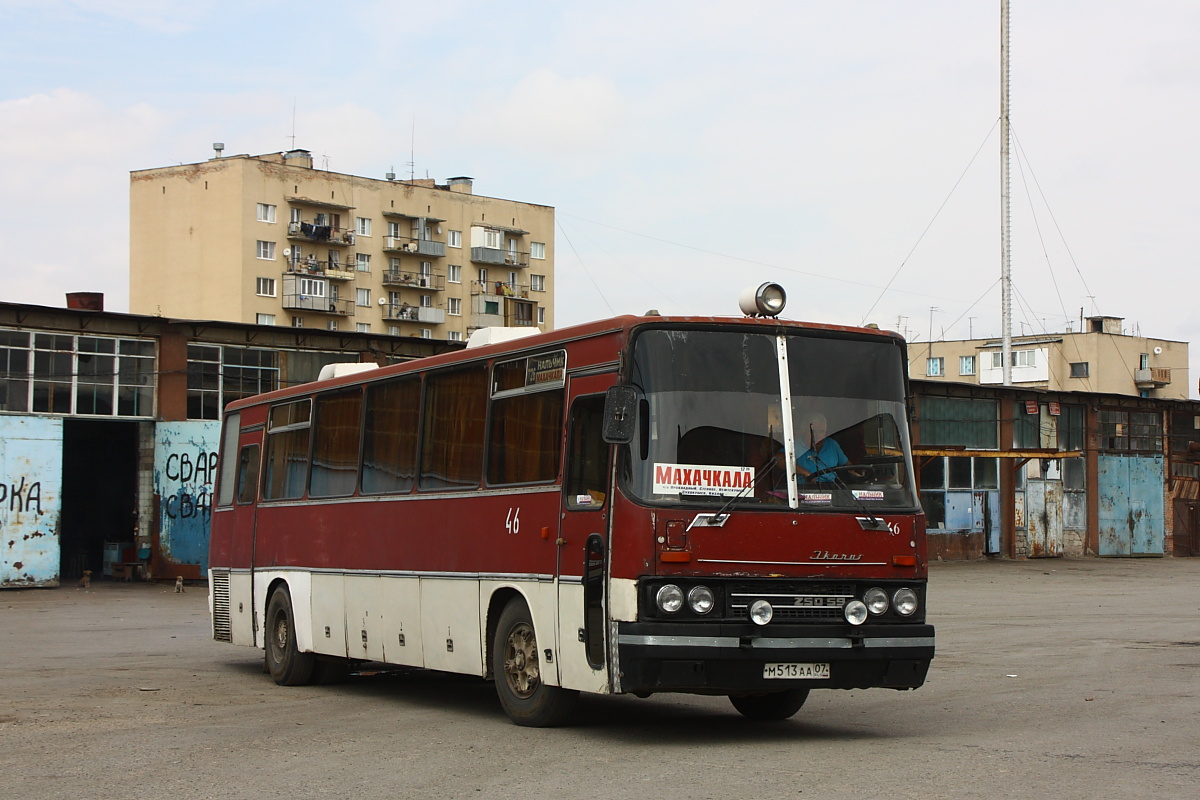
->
59, 419, 139, 579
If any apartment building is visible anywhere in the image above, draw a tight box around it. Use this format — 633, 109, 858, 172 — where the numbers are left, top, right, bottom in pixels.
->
908, 316, 1189, 400
130, 148, 554, 341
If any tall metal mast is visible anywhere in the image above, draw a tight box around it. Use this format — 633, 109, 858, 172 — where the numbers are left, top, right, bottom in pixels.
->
1000, 0, 1013, 385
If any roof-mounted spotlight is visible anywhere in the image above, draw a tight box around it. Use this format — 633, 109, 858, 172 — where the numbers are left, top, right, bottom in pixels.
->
738, 283, 787, 318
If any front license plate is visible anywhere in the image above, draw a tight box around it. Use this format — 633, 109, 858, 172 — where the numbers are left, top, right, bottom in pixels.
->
763, 662, 830, 679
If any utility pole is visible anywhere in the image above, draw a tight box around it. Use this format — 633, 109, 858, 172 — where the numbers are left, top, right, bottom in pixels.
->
1000, 0, 1013, 386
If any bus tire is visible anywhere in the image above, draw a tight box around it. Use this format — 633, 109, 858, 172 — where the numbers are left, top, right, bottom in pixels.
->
265, 585, 316, 686
492, 598, 578, 727
313, 656, 351, 685
728, 688, 809, 721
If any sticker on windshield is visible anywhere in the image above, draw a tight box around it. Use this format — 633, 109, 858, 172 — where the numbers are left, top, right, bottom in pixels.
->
654, 463, 754, 497
852, 490, 885, 501
800, 492, 833, 504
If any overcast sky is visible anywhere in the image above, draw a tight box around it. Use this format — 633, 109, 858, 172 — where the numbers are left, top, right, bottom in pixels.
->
3, 1, 1198, 395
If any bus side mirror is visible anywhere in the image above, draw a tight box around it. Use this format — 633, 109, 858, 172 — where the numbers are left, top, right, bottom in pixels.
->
602, 386, 638, 444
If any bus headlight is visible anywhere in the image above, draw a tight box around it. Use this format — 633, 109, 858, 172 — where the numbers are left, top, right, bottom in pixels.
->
656, 584, 684, 614
688, 586, 715, 615
844, 599, 869, 626
749, 599, 774, 626
864, 587, 889, 615
892, 588, 918, 617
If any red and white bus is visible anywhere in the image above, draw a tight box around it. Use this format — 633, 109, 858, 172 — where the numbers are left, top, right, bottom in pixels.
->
209, 286, 934, 726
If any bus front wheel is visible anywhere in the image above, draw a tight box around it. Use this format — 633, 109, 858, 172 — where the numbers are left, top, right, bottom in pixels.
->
492, 599, 578, 727
265, 585, 316, 686
729, 688, 809, 721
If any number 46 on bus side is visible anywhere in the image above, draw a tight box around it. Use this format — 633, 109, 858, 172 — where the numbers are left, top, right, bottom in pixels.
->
505, 507, 520, 535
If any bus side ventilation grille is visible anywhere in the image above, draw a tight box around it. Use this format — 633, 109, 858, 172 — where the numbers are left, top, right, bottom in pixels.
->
211, 570, 232, 642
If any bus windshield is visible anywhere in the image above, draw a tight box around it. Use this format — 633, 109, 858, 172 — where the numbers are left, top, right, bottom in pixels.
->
625, 327, 918, 511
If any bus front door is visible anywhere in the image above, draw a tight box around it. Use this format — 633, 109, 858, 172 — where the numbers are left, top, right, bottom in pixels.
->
557, 378, 613, 692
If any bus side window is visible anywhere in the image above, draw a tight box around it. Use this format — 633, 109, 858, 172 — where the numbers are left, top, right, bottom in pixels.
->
565, 395, 609, 510
236, 444, 260, 505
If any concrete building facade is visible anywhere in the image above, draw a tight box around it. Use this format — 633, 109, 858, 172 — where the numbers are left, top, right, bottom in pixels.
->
130, 149, 554, 341
908, 316, 1188, 400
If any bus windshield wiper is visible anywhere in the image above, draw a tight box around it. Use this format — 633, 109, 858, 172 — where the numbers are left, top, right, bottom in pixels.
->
691, 451, 784, 528
805, 463, 887, 530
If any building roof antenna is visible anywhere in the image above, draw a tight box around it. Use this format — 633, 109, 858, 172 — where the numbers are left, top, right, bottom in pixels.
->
288, 98, 297, 150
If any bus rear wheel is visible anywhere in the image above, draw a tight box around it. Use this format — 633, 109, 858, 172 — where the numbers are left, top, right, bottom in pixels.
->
729, 688, 810, 721
492, 599, 578, 727
265, 585, 316, 686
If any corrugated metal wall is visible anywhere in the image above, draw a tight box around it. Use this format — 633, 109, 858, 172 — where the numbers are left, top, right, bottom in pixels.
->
0, 416, 64, 587
153, 421, 221, 574
1098, 455, 1165, 556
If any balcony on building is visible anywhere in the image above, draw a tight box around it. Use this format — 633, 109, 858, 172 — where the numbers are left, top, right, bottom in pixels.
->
505, 297, 537, 327
472, 279, 530, 299
381, 269, 446, 291
286, 255, 355, 281
471, 247, 529, 267
287, 221, 356, 246
282, 293, 355, 316
382, 211, 447, 258
470, 223, 529, 267
382, 235, 446, 258
1135, 367, 1171, 388
382, 303, 445, 324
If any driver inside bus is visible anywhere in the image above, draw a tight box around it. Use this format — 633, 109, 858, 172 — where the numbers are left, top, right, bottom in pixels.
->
796, 413, 848, 483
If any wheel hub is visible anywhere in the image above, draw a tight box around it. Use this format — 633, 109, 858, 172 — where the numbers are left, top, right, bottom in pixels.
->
503, 622, 540, 699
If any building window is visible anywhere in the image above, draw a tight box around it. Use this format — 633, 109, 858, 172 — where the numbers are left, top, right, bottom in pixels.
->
1069, 362, 1089, 378
187, 345, 278, 420
530, 242, 545, 260
356, 253, 371, 272
256, 277, 276, 297
448, 331, 462, 342
292, 316, 304, 328
356, 288, 371, 307
926, 357, 944, 377
257, 203, 276, 223
256, 313, 275, 326
387, 221, 402, 238
918, 396, 998, 449
477, 268, 488, 285
356, 217, 372, 236
4, 332, 155, 417
327, 320, 338, 331
387, 325, 401, 336
484, 229, 502, 249
290, 207, 302, 225
420, 328, 432, 339
356, 323, 370, 333
1099, 409, 1163, 452
256, 240, 276, 260
989, 350, 1037, 368
448, 230, 462, 248
298, 277, 326, 297
537, 307, 545, 325
419, 294, 431, 308
919, 455, 1000, 530
448, 264, 461, 283
959, 355, 975, 376
1139, 353, 1150, 370
530, 274, 546, 292
448, 297, 462, 316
